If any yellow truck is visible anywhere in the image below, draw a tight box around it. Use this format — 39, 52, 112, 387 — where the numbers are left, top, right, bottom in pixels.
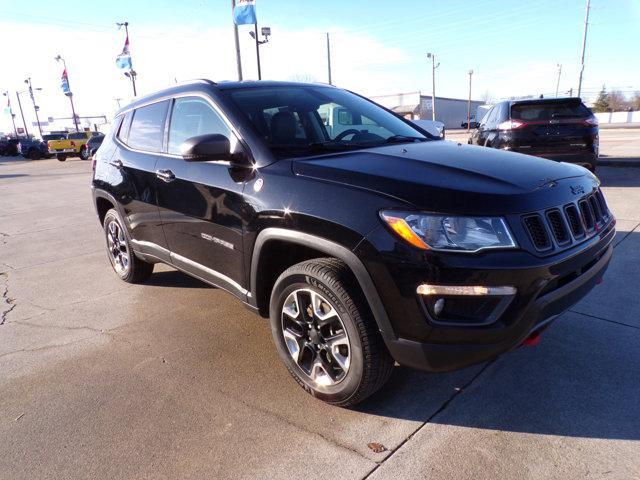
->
47, 131, 96, 161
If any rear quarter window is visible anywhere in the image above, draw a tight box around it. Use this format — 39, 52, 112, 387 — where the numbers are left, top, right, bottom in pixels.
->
127, 101, 170, 152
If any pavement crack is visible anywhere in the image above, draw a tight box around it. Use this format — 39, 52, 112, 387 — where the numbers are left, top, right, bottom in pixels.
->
569, 309, 640, 330
1, 272, 17, 325
361, 361, 495, 479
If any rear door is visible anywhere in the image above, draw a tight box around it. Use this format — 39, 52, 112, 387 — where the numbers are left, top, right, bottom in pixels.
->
509, 100, 595, 155
154, 95, 248, 299
114, 101, 171, 261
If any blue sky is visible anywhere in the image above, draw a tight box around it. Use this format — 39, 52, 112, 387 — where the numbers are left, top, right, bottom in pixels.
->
1, 0, 639, 133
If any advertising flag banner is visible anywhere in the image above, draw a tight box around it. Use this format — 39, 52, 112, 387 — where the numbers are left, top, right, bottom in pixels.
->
61, 69, 71, 95
233, 0, 257, 25
116, 35, 133, 69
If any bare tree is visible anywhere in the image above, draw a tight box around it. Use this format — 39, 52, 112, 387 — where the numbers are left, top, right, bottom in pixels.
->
288, 74, 319, 84
632, 91, 640, 111
607, 90, 630, 111
480, 90, 493, 104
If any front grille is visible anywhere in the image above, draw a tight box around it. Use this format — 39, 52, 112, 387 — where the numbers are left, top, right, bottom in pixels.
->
521, 188, 611, 253
523, 215, 551, 250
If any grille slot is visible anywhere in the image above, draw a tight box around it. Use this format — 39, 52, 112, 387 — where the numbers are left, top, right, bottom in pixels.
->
546, 209, 570, 245
523, 215, 551, 251
589, 195, 603, 223
564, 204, 584, 238
579, 199, 595, 231
595, 190, 609, 218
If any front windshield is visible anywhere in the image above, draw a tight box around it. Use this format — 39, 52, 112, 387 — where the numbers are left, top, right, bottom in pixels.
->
225, 85, 433, 158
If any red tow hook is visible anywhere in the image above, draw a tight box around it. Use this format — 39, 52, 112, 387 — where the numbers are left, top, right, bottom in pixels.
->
522, 331, 542, 347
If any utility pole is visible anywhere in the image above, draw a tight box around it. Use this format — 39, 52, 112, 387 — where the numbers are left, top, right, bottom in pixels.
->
231, 0, 243, 80
15, 91, 28, 137
555, 63, 562, 98
467, 70, 474, 133
55, 55, 80, 132
426, 53, 439, 121
24, 77, 43, 138
326, 32, 332, 85
2, 92, 18, 137
577, 0, 591, 98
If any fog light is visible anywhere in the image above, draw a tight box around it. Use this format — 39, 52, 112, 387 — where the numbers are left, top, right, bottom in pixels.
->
434, 298, 445, 316
416, 285, 516, 296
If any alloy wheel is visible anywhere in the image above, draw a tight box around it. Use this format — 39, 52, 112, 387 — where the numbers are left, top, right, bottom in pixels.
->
281, 288, 351, 386
106, 220, 130, 275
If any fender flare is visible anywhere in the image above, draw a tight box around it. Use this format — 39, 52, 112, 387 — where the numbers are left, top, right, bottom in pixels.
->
250, 227, 396, 339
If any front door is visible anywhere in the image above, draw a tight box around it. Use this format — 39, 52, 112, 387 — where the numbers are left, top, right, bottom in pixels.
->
155, 96, 248, 298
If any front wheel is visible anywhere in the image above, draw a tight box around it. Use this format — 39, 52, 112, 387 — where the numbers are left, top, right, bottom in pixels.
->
269, 258, 394, 407
80, 147, 90, 160
103, 209, 154, 283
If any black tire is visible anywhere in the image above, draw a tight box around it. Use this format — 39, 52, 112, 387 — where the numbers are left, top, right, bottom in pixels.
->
56, 154, 67, 162
103, 209, 154, 283
80, 147, 89, 160
28, 148, 41, 160
269, 258, 394, 407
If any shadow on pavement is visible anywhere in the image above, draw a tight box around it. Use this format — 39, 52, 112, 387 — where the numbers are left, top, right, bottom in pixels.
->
0, 173, 29, 179
143, 270, 215, 289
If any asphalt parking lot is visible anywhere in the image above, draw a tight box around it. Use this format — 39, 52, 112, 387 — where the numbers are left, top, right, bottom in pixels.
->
1, 149, 640, 479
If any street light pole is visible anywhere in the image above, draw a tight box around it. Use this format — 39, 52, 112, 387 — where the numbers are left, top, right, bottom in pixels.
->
326, 32, 332, 85
3, 92, 18, 137
467, 70, 474, 133
426, 53, 439, 121
555, 63, 562, 98
24, 77, 43, 138
249, 26, 270, 80
15, 91, 28, 137
231, 0, 243, 80
55, 55, 80, 132
577, 0, 591, 98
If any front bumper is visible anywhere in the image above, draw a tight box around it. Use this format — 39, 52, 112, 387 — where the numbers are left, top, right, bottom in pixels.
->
357, 220, 615, 372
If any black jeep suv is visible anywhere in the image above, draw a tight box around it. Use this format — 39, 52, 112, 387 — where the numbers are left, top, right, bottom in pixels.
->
92, 80, 614, 406
469, 97, 599, 171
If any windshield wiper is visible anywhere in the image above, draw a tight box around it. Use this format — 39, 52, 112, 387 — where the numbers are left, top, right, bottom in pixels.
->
384, 135, 428, 144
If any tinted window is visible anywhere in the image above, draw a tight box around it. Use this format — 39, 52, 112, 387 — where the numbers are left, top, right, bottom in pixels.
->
511, 101, 591, 121
69, 132, 88, 140
226, 86, 430, 159
167, 97, 231, 155
117, 112, 132, 143
127, 101, 169, 152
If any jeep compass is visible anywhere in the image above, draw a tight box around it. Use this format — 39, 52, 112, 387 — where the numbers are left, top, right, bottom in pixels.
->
92, 80, 614, 406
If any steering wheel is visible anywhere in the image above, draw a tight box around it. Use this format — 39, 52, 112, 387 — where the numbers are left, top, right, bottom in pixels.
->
334, 129, 361, 142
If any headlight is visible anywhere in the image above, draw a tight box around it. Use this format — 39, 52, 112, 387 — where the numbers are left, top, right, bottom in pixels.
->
380, 211, 517, 252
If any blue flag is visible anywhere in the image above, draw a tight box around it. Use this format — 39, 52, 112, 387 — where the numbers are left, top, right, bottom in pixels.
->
61, 69, 71, 95
233, 0, 257, 25
116, 35, 133, 69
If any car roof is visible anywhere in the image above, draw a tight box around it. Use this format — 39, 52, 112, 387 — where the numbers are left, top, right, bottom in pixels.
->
509, 97, 584, 106
115, 79, 335, 117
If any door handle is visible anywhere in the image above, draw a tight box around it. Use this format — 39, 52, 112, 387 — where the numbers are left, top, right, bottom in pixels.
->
110, 159, 123, 169
156, 169, 176, 183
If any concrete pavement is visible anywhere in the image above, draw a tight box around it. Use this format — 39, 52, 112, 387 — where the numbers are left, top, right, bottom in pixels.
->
1, 156, 639, 479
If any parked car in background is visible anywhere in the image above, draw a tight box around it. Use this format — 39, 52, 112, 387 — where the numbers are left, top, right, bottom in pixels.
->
469, 97, 599, 171
18, 135, 58, 159
411, 119, 445, 138
48, 131, 99, 161
0, 137, 21, 156
92, 80, 614, 406
80, 133, 105, 160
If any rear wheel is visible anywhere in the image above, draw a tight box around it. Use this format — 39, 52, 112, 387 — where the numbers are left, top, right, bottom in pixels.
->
103, 209, 154, 283
269, 258, 394, 407
80, 147, 90, 160
27, 148, 41, 160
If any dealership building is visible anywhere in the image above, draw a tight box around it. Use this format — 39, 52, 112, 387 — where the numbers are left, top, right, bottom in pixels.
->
371, 92, 485, 129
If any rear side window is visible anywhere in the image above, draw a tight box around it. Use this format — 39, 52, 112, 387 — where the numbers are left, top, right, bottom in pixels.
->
127, 101, 170, 152
511, 102, 591, 121
117, 112, 132, 143
167, 97, 231, 155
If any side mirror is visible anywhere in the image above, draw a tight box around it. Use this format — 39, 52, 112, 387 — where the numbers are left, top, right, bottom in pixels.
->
180, 134, 251, 168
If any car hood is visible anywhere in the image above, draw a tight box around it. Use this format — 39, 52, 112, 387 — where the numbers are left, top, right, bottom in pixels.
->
291, 141, 595, 215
